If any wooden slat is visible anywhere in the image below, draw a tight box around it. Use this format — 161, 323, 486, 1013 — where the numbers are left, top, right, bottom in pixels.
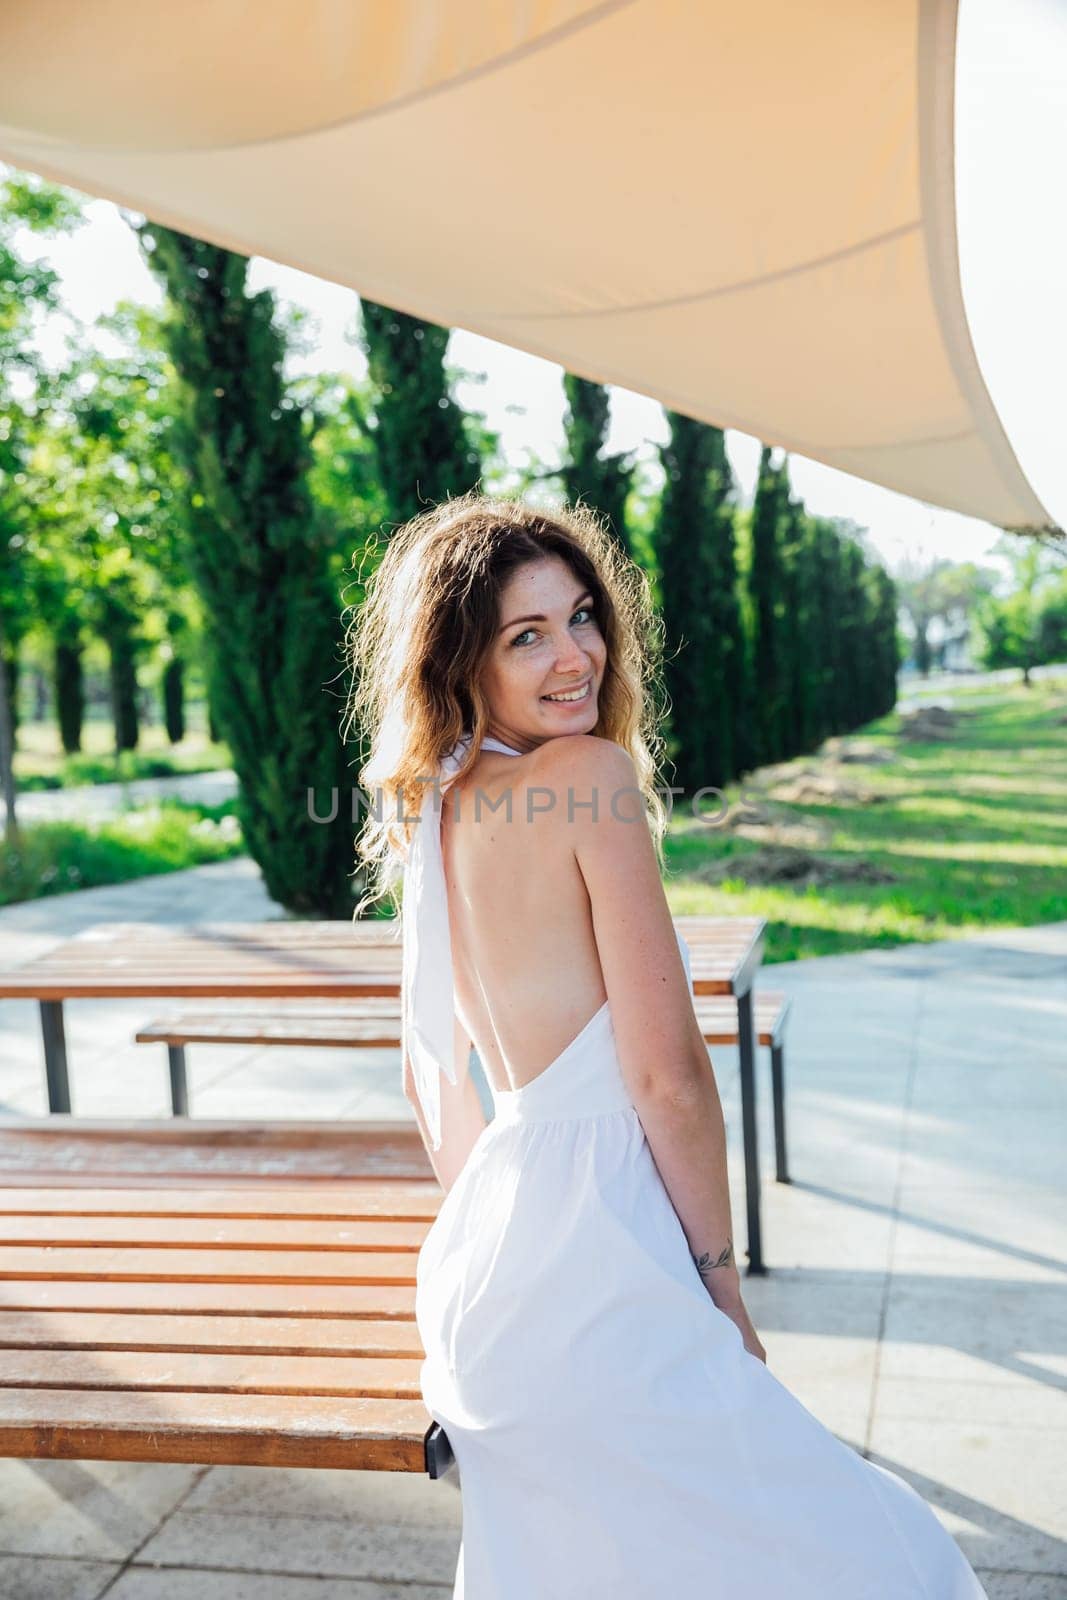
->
0, 973, 404, 1000
0, 1214, 428, 1249
0, 1118, 436, 1184
686, 916, 766, 998
66, 921, 399, 944
0, 1279, 417, 1316
692, 992, 789, 1046
0, 1245, 421, 1283
0, 1311, 425, 1356
0, 1388, 430, 1470
136, 1010, 403, 1048
0, 1184, 441, 1218
0, 1349, 425, 1398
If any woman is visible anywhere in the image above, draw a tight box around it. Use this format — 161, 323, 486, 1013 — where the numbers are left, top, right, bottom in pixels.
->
348, 491, 987, 1598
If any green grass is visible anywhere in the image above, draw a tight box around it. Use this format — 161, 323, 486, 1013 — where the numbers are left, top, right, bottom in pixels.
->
0, 801, 244, 907
14, 721, 231, 791
662, 673, 1067, 964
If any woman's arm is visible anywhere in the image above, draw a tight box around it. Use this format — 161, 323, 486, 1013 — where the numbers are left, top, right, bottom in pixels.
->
559, 735, 762, 1350
403, 1013, 488, 1193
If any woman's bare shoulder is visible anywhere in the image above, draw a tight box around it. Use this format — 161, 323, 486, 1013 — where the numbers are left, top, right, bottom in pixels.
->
533, 732, 632, 786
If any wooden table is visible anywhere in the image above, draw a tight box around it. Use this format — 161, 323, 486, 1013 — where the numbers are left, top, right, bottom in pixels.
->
0, 1116, 457, 1474
673, 914, 767, 1274
0, 919, 405, 1117
0, 913, 769, 1272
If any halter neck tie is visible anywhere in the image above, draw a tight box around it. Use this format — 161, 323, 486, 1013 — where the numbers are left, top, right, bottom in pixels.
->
401, 732, 522, 1149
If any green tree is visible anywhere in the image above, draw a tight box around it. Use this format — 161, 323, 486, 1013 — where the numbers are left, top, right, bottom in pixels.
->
0, 171, 84, 834
136, 224, 354, 916
28, 301, 193, 758
777, 496, 816, 759
656, 412, 745, 791
359, 302, 480, 529
297, 370, 389, 576
868, 564, 901, 716
561, 375, 636, 554
836, 535, 873, 727
747, 446, 789, 764
976, 535, 1065, 684
807, 517, 845, 741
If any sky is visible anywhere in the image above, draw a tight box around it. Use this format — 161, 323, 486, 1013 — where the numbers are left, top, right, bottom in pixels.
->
9, 0, 1064, 587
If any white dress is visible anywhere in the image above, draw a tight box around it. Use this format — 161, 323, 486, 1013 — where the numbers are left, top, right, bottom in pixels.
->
408, 736, 988, 1599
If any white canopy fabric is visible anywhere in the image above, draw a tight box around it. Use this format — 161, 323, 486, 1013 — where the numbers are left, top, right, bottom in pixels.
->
0, 0, 1057, 532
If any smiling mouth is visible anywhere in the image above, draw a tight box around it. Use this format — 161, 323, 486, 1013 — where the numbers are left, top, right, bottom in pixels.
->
541, 680, 592, 704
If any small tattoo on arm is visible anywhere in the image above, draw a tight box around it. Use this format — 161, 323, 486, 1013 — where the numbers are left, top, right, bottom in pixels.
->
692, 1238, 734, 1279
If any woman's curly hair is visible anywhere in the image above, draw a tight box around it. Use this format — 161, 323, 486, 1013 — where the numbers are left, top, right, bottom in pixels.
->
344, 489, 670, 918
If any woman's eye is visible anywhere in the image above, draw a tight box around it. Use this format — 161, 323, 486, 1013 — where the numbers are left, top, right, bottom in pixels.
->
511, 608, 595, 648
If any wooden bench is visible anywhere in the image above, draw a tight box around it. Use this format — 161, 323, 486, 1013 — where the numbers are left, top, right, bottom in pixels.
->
692, 993, 791, 1183
133, 1002, 407, 1118
134, 992, 791, 1183
0, 1116, 457, 1479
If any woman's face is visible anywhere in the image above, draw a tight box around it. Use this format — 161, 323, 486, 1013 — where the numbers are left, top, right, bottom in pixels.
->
481, 556, 607, 753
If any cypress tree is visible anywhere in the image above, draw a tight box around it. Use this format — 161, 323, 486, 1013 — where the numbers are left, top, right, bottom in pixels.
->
562, 374, 635, 554
836, 539, 869, 731
806, 519, 842, 743
868, 566, 900, 717
359, 301, 478, 528
777, 495, 817, 760
748, 446, 789, 764
137, 225, 354, 917
657, 412, 744, 793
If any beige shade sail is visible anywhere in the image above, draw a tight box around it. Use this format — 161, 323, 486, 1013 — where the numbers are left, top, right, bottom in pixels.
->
0, 0, 1057, 532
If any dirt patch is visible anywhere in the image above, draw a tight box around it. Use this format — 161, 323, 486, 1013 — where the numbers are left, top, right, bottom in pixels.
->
766, 775, 887, 806
898, 704, 959, 740
695, 846, 898, 888
819, 737, 895, 765
729, 817, 833, 850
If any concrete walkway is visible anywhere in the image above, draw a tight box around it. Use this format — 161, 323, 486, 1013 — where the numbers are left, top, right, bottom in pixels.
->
0, 861, 1063, 1598
15, 767, 238, 825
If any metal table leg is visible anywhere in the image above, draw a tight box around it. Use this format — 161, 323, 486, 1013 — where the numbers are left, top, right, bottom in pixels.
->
735, 987, 764, 1274
771, 1040, 790, 1183
168, 1044, 189, 1116
40, 1000, 71, 1114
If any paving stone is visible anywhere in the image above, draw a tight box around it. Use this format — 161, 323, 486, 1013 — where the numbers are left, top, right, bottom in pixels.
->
0, 1555, 120, 1600
137, 1507, 460, 1587
874, 1374, 1066, 1429
975, 1574, 1067, 1600
882, 1275, 1067, 1383
0, 1458, 204, 1559
105, 1568, 451, 1599
184, 1463, 461, 1524
868, 1418, 1067, 1576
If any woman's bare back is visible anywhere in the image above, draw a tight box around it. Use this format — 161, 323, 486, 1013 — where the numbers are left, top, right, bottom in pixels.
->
441, 741, 608, 1095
